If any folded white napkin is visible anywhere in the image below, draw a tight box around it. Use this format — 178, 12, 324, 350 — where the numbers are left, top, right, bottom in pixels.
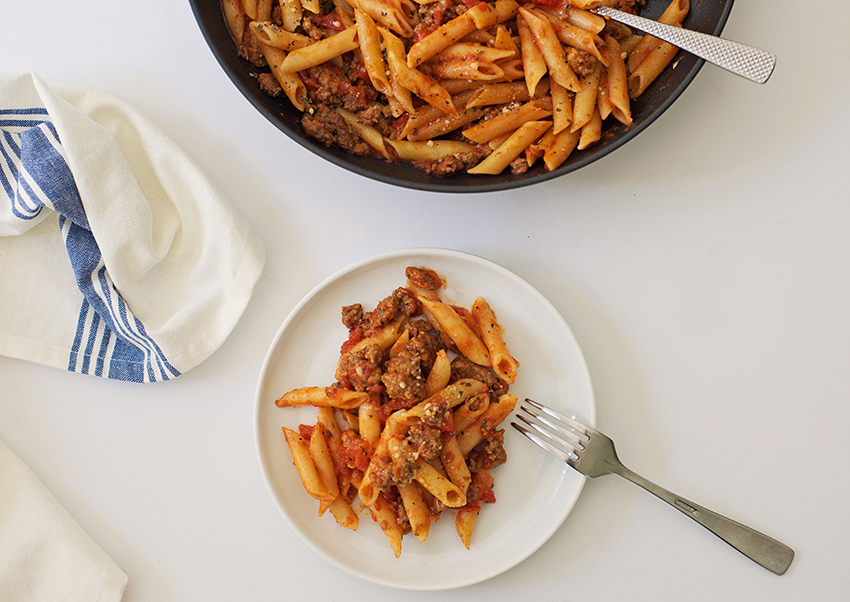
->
0, 72, 264, 382
0, 438, 128, 602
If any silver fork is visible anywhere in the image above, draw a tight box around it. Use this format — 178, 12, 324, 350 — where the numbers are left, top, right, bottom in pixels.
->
591, 6, 776, 84
512, 399, 794, 575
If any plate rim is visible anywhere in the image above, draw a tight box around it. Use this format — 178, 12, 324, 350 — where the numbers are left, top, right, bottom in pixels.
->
253, 248, 595, 589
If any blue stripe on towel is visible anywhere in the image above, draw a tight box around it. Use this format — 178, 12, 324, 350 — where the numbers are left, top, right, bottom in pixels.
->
3, 106, 179, 382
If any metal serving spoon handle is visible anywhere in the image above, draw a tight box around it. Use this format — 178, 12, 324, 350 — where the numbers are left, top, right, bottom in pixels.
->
591, 6, 776, 84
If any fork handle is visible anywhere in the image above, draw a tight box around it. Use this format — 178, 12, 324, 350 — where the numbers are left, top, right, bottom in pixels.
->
591, 6, 776, 84
614, 464, 794, 575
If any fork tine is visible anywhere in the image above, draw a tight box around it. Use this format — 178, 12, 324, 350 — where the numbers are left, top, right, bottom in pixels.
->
511, 418, 578, 464
524, 398, 593, 437
519, 404, 587, 448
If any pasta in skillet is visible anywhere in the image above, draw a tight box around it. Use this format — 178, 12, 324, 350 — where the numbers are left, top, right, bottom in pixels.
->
222, 0, 689, 175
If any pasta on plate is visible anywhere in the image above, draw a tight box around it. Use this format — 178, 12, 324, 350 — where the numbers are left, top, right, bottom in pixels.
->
222, 0, 689, 176
275, 266, 520, 556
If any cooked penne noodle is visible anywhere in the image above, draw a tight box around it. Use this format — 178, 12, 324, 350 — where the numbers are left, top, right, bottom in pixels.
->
602, 35, 631, 125
386, 139, 479, 162
369, 493, 404, 557
423, 348, 451, 396
256, 0, 273, 20
467, 120, 551, 175
405, 104, 485, 141
430, 44, 515, 81
453, 393, 490, 432
389, 328, 410, 359
519, 7, 580, 93
517, 15, 547, 97
335, 313, 407, 381
457, 394, 517, 455
549, 79, 572, 134
414, 459, 467, 508
565, 7, 605, 34
546, 16, 608, 66
472, 297, 520, 384
328, 495, 359, 530
275, 385, 369, 409
278, 0, 302, 31
468, 0, 519, 28
405, 379, 489, 423
355, 9, 393, 97
526, 125, 555, 167
577, 105, 602, 150
628, 40, 680, 98
301, 0, 320, 14
441, 434, 472, 494
627, 0, 689, 72
282, 427, 336, 502
596, 67, 612, 120
382, 28, 457, 116
465, 81, 536, 108
497, 58, 525, 82
223, 0, 247, 43
462, 99, 552, 144
251, 21, 312, 50
335, 108, 391, 159
258, 43, 309, 111
455, 508, 478, 549
358, 398, 382, 446
348, 0, 414, 37
310, 427, 340, 515
406, 12, 476, 68
397, 481, 432, 541
492, 25, 519, 54
242, 0, 259, 20
417, 297, 490, 365
280, 25, 359, 72
571, 60, 601, 132
543, 126, 580, 171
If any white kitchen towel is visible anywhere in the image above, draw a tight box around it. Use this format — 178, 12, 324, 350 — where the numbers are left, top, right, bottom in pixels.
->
0, 72, 264, 382
0, 438, 128, 602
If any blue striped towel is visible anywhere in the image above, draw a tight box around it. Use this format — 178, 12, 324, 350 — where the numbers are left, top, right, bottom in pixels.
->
0, 73, 264, 383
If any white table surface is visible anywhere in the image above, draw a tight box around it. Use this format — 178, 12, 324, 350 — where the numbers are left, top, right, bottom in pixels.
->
2, 1, 848, 600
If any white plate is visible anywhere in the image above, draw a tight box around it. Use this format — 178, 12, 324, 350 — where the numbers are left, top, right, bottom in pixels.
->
255, 248, 595, 590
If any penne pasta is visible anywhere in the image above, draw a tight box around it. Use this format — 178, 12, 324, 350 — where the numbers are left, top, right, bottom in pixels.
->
273, 267, 519, 555
397, 481, 432, 541
251, 21, 312, 51
279, 25, 359, 72
407, 12, 476, 68
602, 35, 631, 125
571, 60, 602, 132
462, 98, 552, 143
354, 9, 393, 97
275, 385, 369, 409
467, 120, 551, 175
517, 15, 547, 97
471, 296, 520, 384
417, 297, 490, 365
225, 0, 691, 176
519, 7, 580, 93
382, 28, 458, 116
543, 126, 580, 171
457, 394, 517, 455
282, 427, 336, 502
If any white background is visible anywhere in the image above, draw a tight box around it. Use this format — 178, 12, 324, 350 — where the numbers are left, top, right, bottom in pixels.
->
2, 0, 849, 600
